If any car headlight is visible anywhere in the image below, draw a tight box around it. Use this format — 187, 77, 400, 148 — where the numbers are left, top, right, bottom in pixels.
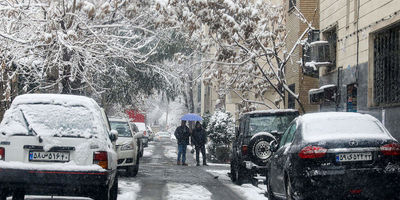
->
120, 143, 134, 151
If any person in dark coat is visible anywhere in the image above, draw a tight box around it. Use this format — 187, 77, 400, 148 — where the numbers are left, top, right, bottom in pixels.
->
192, 121, 208, 166
174, 120, 191, 166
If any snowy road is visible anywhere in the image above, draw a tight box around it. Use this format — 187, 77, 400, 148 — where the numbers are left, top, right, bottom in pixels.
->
16, 140, 267, 200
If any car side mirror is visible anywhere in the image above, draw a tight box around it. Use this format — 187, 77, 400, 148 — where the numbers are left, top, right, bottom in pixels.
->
270, 140, 278, 152
110, 130, 118, 142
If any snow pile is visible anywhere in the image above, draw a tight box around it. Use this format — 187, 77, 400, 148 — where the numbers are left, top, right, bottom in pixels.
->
164, 146, 178, 159
0, 161, 105, 172
166, 183, 212, 200
143, 144, 155, 157
118, 180, 141, 200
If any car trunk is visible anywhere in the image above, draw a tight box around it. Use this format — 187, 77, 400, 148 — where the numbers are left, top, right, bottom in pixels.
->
1, 135, 107, 166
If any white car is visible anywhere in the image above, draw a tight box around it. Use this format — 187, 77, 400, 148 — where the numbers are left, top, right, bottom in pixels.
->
135, 122, 149, 147
0, 94, 118, 200
155, 132, 171, 142
109, 118, 141, 177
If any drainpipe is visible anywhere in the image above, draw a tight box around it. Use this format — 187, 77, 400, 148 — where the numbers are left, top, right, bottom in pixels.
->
356, 0, 360, 83
336, 67, 343, 111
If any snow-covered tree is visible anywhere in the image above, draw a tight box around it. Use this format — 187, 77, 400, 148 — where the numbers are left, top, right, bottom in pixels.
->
206, 110, 235, 146
156, 0, 317, 112
0, 0, 179, 109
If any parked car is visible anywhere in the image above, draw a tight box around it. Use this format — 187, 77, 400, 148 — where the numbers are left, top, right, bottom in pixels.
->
109, 118, 141, 177
266, 112, 400, 200
134, 122, 149, 147
0, 94, 118, 200
129, 122, 144, 157
147, 126, 155, 141
155, 131, 171, 142
230, 109, 299, 185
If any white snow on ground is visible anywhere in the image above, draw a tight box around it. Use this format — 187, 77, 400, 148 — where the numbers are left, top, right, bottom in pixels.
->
206, 169, 267, 200
206, 163, 230, 167
166, 183, 212, 200
7, 196, 89, 200
164, 145, 177, 159
118, 180, 141, 200
143, 144, 154, 157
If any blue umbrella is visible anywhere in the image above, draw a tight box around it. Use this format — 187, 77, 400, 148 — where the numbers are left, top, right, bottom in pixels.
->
181, 113, 203, 121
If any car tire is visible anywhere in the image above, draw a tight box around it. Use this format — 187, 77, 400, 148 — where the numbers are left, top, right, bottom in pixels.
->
248, 134, 274, 166
234, 162, 245, 185
0, 191, 7, 200
11, 190, 24, 200
110, 176, 118, 200
230, 160, 237, 182
129, 155, 140, 177
266, 176, 277, 200
285, 176, 294, 200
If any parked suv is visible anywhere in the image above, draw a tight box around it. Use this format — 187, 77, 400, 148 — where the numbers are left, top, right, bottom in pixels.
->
109, 118, 141, 177
0, 94, 118, 200
230, 109, 299, 185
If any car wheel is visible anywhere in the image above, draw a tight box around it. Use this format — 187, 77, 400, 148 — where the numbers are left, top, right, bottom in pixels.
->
285, 176, 294, 200
129, 156, 140, 177
230, 160, 237, 182
0, 191, 7, 200
248, 134, 274, 166
235, 162, 245, 185
266, 176, 277, 200
110, 176, 118, 200
11, 190, 24, 200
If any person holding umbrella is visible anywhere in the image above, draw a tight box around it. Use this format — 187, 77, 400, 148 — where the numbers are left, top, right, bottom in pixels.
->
174, 120, 191, 166
192, 121, 208, 166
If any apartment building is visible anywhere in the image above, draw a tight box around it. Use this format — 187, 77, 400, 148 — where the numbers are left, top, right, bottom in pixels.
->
314, 0, 400, 139
285, 0, 320, 113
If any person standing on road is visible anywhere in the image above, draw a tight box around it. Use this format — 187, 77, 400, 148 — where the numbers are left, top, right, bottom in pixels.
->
192, 121, 208, 166
174, 120, 191, 166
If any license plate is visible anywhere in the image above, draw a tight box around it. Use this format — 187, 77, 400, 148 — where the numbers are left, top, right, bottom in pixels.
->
336, 152, 372, 162
29, 151, 70, 162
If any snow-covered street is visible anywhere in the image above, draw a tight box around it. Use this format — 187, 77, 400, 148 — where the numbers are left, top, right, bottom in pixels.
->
11, 140, 267, 200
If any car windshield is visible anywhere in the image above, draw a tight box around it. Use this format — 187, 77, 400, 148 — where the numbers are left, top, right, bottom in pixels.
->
110, 121, 132, 137
12, 104, 95, 137
248, 114, 297, 135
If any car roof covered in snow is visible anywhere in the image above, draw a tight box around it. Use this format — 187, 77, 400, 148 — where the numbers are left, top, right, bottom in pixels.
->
298, 112, 377, 123
12, 94, 99, 110
242, 109, 299, 116
109, 117, 129, 123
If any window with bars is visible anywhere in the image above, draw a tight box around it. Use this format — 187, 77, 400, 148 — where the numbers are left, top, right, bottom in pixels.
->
373, 24, 400, 106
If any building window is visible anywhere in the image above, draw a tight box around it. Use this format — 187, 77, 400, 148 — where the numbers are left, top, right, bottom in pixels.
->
323, 27, 337, 68
289, 0, 296, 11
288, 84, 296, 109
347, 84, 357, 112
373, 24, 400, 106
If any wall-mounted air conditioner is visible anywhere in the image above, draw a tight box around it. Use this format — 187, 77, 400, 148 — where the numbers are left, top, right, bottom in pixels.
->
309, 84, 337, 105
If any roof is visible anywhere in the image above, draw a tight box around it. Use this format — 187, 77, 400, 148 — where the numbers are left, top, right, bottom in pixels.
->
12, 94, 99, 110
109, 118, 129, 123
299, 112, 377, 123
243, 109, 299, 116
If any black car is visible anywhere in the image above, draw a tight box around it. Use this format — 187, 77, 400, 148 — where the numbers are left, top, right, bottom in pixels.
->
266, 112, 400, 200
230, 109, 299, 185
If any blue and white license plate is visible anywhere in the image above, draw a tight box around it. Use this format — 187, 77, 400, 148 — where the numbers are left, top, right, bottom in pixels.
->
29, 151, 70, 162
336, 152, 372, 162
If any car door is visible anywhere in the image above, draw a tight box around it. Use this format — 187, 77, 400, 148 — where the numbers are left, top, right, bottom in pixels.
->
270, 121, 297, 196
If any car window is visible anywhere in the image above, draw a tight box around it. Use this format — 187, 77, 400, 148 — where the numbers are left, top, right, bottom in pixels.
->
248, 113, 297, 136
110, 121, 132, 137
279, 124, 292, 148
284, 124, 297, 145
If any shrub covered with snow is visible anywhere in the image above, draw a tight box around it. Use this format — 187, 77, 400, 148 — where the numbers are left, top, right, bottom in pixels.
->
206, 110, 235, 162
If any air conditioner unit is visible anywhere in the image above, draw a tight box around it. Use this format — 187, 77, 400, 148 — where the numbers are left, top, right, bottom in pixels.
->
310, 41, 331, 65
309, 84, 337, 105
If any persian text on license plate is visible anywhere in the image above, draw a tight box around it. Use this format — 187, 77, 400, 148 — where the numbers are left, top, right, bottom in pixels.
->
29, 151, 70, 162
336, 152, 372, 162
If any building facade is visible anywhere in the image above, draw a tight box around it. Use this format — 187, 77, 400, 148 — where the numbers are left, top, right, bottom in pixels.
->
285, 0, 320, 114
317, 0, 400, 139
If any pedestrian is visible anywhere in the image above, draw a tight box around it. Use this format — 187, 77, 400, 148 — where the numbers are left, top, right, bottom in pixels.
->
174, 120, 191, 166
191, 121, 208, 166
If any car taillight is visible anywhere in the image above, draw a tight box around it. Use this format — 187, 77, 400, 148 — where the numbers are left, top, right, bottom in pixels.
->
299, 146, 327, 159
93, 151, 108, 169
242, 145, 248, 156
0, 147, 4, 160
380, 143, 400, 156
